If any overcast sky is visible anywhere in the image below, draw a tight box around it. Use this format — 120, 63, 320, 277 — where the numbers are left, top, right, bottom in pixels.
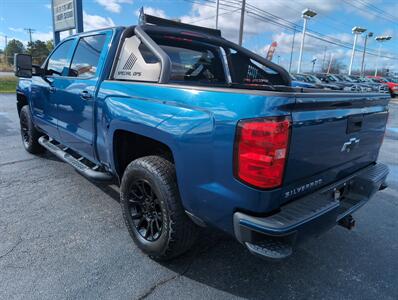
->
0, 0, 397, 73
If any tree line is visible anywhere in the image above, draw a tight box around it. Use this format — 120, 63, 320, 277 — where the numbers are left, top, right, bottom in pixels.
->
1, 39, 54, 66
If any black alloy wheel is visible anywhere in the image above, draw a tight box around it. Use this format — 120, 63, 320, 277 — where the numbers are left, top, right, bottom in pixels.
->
19, 105, 44, 154
127, 179, 163, 242
120, 156, 198, 260
20, 111, 30, 148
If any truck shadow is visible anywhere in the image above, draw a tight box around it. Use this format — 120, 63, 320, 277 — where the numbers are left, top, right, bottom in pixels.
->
156, 229, 369, 299
79, 171, 394, 299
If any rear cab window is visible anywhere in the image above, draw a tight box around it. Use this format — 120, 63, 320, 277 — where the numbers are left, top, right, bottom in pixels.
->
113, 29, 287, 90
154, 37, 226, 84
69, 34, 107, 78
114, 35, 226, 85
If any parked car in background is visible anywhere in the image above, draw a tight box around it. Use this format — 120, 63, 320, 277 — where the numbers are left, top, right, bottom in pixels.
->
349, 75, 389, 94
314, 73, 362, 92
300, 73, 342, 90
290, 73, 317, 89
335, 74, 373, 92
367, 76, 398, 97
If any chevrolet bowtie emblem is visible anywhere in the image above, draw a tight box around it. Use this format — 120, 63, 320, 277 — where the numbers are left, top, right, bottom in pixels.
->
341, 137, 360, 153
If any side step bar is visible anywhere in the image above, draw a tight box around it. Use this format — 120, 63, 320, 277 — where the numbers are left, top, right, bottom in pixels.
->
38, 136, 113, 182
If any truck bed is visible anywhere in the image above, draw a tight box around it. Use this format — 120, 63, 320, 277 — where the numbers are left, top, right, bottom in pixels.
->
98, 79, 389, 215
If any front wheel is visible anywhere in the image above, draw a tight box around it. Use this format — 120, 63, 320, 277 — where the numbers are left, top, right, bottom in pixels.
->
19, 105, 45, 154
120, 156, 198, 261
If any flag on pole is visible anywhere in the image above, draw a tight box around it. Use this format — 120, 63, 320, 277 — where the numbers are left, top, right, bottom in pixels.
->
266, 41, 278, 61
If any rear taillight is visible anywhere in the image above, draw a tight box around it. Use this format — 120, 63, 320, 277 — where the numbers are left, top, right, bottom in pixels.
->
234, 116, 291, 189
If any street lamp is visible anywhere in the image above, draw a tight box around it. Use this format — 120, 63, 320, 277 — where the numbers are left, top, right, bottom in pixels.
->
297, 8, 317, 73
311, 58, 317, 73
374, 35, 392, 76
360, 32, 373, 76
348, 26, 366, 75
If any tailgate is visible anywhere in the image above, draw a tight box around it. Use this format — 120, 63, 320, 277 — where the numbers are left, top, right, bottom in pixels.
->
281, 93, 389, 204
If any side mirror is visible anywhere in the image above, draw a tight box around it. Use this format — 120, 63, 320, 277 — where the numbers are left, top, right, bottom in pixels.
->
14, 54, 32, 78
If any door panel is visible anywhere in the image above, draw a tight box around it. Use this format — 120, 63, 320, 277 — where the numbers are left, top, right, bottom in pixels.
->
30, 39, 75, 139
57, 78, 96, 160
30, 76, 59, 138
56, 34, 107, 161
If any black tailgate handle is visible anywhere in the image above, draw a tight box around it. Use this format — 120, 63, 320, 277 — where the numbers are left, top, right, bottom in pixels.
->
347, 115, 363, 133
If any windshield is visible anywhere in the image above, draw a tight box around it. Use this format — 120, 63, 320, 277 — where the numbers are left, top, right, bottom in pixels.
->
294, 74, 307, 81
327, 74, 338, 82
334, 75, 346, 81
347, 76, 359, 83
305, 74, 322, 84
358, 77, 369, 83
341, 75, 352, 82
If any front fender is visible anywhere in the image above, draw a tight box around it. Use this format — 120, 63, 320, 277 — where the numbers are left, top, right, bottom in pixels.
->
16, 78, 32, 115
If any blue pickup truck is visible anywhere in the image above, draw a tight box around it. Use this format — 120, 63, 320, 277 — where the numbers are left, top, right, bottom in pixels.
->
14, 13, 389, 261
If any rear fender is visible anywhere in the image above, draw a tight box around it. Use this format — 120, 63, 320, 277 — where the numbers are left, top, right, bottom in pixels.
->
104, 96, 214, 211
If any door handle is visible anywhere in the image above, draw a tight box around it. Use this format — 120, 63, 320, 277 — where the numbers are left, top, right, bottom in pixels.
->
80, 90, 93, 100
49, 86, 56, 93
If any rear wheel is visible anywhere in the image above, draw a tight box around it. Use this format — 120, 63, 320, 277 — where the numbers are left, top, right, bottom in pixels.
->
120, 156, 198, 260
19, 105, 44, 154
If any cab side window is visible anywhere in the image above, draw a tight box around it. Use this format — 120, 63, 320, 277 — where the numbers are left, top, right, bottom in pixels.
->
46, 39, 74, 76
69, 34, 106, 78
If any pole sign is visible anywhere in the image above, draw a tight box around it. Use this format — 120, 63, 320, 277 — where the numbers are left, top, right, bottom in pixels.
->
53, 0, 76, 32
52, 0, 83, 45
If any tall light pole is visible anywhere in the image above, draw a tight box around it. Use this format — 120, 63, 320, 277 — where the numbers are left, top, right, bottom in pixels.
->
360, 32, 373, 76
238, 0, 246, 46
0, 35, 8, 65
374, 35, 392, 76
311, 58, 317, 73
348, 26, 366, 75
327, 53, 334, 74
215, 0, 220, 29
288, 28, 296, 73
3, 35, 7, 64
297, 9, 317, 73
321, 46, 327, 71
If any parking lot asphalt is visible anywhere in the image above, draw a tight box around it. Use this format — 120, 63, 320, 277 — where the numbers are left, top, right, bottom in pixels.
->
1, 93, 397, 300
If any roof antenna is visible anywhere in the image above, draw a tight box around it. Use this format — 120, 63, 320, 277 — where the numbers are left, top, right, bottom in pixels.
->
138, 7, 146, 25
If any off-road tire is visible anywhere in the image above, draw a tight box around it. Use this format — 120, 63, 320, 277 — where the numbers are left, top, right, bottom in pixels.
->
19, 105, 45, 154
120, 155, 198, 261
